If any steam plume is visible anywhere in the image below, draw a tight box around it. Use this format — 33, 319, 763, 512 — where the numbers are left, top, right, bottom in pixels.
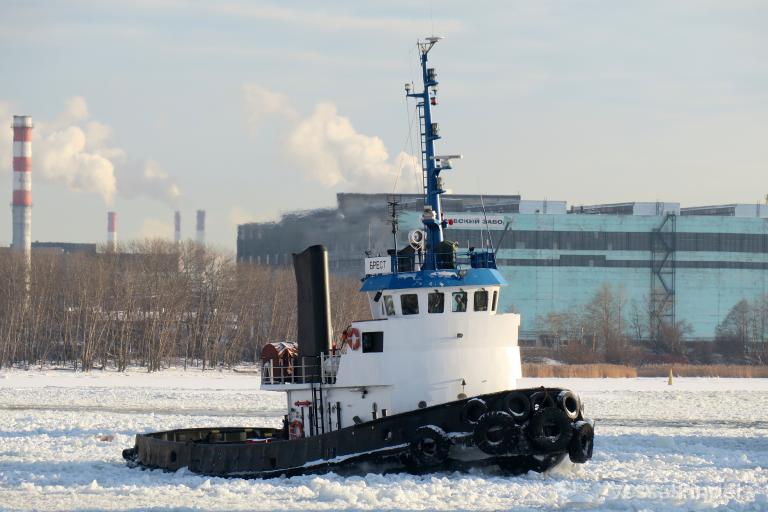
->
243, 84, 419, 191
0, 97, 181, 205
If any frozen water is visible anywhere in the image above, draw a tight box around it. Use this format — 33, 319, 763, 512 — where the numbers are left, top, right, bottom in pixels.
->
1, 369, 767, 511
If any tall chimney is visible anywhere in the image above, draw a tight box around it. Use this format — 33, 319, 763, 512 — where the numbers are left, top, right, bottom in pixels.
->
174, 210, 181, 243
196, 209, 205, 245
107, 211, 117, 251
11, 115, 33, 256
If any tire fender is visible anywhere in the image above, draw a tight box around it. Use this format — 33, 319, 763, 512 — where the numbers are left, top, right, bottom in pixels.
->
462, 397, 488, 426
527, 407, 572, 452
502, 391, 532, 422
410, 425, 451, 467
473, 411, 519, 455
568, 421, 594, 463
557, 390, 581, 421
530, 390, 556, 412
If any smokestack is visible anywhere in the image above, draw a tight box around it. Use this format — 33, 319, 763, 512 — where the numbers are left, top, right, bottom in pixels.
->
196, 209, 205, 245
107, 211, 117, 251
174, 210, 181, 243
293, 245, 333, 365
11, 115, 33, 256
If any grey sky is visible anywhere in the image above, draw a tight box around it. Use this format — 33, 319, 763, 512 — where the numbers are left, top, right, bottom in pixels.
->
0, 1, 765, 250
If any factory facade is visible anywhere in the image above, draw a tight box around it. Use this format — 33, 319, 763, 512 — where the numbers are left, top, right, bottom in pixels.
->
237, 193, 768, 343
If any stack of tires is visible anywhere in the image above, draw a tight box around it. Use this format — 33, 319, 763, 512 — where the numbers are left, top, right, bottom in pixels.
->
464, 389, 593, 465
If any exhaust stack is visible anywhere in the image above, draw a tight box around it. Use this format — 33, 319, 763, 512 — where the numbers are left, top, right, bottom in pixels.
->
174, 210, 181, 243
293, 245, 333, 371
196, 209, 205, 245
11, 115, 33, 256
107, 211, 117, 251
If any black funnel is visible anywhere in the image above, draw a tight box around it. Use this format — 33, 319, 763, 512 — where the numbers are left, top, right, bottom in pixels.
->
293, 245, 333, 362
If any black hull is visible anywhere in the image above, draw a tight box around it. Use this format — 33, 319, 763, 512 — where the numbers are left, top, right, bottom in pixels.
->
123, 387, 593, 478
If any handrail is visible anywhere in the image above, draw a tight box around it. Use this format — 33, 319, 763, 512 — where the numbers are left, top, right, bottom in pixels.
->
261, 354, 340, 386
379, 249, 496, 275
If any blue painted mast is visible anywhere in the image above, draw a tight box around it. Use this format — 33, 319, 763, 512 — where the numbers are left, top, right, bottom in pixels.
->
406, 37, 459, 271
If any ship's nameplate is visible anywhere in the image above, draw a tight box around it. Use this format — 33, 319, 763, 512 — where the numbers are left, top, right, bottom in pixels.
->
364, 257, 391, 275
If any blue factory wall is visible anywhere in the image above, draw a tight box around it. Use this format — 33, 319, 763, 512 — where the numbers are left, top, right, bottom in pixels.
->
398, 212, 768, 340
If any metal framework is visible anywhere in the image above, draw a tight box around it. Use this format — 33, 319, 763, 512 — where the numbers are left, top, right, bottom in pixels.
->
406, 38, 456, 269
650, 214, 676, 341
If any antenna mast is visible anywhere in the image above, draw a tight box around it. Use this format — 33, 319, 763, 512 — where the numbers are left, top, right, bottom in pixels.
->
405, 37, 461, 270
387, 195, 402, 270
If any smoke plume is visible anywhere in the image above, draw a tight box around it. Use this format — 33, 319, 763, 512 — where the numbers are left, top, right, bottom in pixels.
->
243, 85, 297, 130
0, 97, 181, 205
242, 84, 419, 191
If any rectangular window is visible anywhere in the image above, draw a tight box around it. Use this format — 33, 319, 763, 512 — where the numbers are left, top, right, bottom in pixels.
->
383, 295, 396, 316
362, 331, 384, 353
452, 291, 467, 312
400, 294, 419, 315
428, 292, 444, 313
474, 290, 488, 311
492, 290, 498, 311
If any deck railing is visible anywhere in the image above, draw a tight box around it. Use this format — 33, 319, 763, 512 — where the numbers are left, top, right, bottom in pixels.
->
261, 353, 340, 386
384, 249, 496, 274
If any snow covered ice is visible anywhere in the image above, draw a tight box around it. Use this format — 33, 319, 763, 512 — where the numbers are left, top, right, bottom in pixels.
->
1, 370, 767, 511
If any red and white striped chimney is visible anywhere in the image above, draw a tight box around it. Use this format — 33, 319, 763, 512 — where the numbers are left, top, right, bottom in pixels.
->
11, 115, 33, 254
107, 211, 117, 251
174, 210, 181, 243
196, 209, 205, 245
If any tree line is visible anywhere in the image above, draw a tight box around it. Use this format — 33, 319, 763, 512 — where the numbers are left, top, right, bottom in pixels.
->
535, 283, 768, 365
0, 241, 369, 371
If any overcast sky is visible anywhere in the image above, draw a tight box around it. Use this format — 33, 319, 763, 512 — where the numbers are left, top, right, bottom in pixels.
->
0, 1, 766, 250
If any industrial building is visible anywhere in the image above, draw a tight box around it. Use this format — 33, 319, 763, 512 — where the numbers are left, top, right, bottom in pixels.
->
238, 193, 768, 343
30, 242, 97, 255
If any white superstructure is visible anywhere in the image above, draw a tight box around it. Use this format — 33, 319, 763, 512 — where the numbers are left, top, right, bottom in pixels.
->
260, 36, 523, 437
262, 270, 521, 433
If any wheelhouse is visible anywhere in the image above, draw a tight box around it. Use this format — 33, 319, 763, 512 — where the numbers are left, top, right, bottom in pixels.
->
369, 286, 502, 318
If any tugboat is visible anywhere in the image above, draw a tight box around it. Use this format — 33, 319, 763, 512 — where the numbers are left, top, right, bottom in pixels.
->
122, 37, 594, 478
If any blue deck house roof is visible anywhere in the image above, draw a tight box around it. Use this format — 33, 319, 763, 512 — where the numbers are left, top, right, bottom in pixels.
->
360, 268, 506, 291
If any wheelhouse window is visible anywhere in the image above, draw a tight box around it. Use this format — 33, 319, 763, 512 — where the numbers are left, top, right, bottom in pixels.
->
474, 290, 489, 312
362, 331, 384, 353
491, 290, 498, 312
383, 295, 396, 316
400, 294, 419, 315
452, 291, 467, 312
428, 292, 444, 313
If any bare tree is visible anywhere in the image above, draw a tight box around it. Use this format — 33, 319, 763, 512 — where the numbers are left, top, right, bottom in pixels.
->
715, 299, 751, 361
0, 240, 369, 371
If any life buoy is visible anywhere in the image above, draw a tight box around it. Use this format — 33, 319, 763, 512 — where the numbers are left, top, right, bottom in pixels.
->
344, 327, 361, 350
289, 419, 304, 440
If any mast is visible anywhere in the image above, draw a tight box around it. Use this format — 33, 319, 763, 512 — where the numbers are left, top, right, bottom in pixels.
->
406, 37, 460, 270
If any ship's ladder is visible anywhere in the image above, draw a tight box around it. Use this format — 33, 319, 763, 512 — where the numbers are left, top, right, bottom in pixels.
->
418, 103, 428, 193
310, 383, 325, 436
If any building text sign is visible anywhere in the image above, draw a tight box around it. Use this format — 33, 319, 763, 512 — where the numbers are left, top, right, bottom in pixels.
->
446, 214, 506, 230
